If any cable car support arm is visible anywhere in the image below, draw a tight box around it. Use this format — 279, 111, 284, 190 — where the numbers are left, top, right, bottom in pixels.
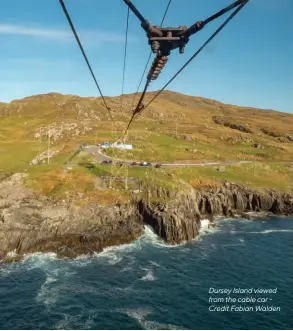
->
123, 0, 249, 135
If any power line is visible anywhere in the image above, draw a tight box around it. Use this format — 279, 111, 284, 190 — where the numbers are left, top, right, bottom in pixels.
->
120, 6, 130, 113
130, 0, 172, 108
160, 0, 172, 26
59, 0, 114, 121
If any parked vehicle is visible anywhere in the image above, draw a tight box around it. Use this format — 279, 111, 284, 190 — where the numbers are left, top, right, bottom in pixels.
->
140, 161, 152, 166
131, 161, 138, 166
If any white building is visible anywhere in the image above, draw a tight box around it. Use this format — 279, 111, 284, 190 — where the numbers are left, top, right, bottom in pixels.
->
101, 141, 133, 150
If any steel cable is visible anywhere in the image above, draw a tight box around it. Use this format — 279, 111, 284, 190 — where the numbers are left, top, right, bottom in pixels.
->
120, 6, 130, 114
59, 0, 114, 122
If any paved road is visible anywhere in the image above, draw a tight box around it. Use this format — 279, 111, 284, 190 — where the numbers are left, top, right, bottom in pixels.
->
162, 160, 253, 167
83, 145, 254, 168
85, 146, 112, 163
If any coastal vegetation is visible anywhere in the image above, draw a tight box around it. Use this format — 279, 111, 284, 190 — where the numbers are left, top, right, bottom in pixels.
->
0, 90, 292, 204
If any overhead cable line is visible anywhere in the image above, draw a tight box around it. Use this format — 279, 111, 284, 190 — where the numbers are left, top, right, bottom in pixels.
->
59, 0, 114, 121
124, 0, 249, 136
130, 0, 172, 108
120, 6, 130, 113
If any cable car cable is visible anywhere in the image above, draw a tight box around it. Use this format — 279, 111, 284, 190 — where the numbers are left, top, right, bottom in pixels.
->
59, 0, 114, 121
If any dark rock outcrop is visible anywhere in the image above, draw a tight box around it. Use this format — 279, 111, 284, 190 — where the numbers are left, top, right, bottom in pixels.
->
0, 174, 143, 262
213, 116, 254, 134
196, 183, 293, 219
138, 182, 293, 243
138, 186, 201, 244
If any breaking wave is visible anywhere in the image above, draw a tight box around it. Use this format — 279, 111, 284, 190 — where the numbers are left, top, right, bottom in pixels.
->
1, 216, 293, 329
121, 308, 184, 330
140, 269, 156, 281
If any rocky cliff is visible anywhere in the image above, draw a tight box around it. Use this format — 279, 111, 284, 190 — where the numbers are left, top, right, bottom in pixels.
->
138, 182, 293, 245
1, 174, 293, 262
0, 174, 143, 262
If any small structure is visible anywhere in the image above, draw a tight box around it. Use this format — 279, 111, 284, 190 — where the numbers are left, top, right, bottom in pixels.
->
101, 141, 133, 150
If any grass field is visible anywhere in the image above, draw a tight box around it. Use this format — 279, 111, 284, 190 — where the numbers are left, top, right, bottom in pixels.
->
1, 91, 293, 203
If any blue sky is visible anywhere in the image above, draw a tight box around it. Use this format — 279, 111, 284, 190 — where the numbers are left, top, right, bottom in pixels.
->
0, 0, 292, 113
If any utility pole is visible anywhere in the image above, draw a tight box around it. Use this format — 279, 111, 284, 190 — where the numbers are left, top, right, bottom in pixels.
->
95, 129, 98, 145
39, 127, 42, 156
47, 126, 50, 165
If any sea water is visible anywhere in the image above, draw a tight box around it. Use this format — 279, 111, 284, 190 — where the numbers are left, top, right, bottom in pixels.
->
0, 217, 292, 330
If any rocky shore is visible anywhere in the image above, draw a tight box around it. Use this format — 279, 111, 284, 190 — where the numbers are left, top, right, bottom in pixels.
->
1, 174, 293, 262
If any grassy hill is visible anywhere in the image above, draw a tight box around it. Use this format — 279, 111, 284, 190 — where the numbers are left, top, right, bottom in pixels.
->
0, 91, 292, 203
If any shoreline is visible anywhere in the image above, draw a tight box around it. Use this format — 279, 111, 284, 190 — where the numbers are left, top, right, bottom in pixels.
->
1, 173, 292, 263
1, 213, 292, 266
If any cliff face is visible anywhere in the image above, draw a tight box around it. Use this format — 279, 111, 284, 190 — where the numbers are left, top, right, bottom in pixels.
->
196, 182, 293, 218
138, 183, 293, 244
1, 174, 293, 262
0, 174, 143, 262
138, 186, 201, 244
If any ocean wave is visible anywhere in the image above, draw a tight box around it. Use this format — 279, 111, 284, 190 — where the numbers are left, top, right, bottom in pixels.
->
201, 219, 210, 228
54, 313, 83, 330
22, 252, 58, 269
20, 254, 76, 309
122, 308, 184, 330
231, 229, 293, 235
149, 260, 161, 268
221, 244, 245, 248
94, 249, 123, 265
91, 225, 159, 264
141, 269, 156, 282
197, 224, 221, 241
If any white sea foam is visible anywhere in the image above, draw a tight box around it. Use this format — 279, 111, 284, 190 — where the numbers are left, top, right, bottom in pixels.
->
55, 313, 80, 330
231, 229, 293, 235
22, 252, 58, 269
149, 260, 161, 268
222, 244, 245, 248
20, 253, 76, 309
92, 225, 183, 263
197, 223, 221, 241
141, 269, 156, 281
249, 229, 293, 234
201, 219, 210, 228
6, 249, 17, 258
122, 308, 184, 330
94, 249, 123, 265
92, 225, 158, 262
141, 225, 161, 244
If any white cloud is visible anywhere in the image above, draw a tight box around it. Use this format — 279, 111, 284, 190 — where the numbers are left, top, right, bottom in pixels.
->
0, 24, 137, 43
0, 24, 69, 39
